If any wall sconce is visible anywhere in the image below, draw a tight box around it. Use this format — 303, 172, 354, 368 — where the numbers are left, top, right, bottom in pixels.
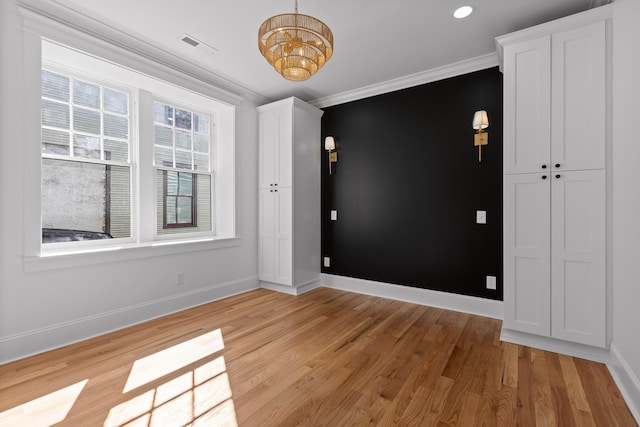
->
472, 110, 489, 162
325, 136, 338, 174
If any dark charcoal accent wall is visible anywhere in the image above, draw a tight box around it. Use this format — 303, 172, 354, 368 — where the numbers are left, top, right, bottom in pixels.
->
321, 67, 503, 300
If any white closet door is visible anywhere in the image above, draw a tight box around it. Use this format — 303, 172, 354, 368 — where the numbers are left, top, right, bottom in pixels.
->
258, 189, 276, 282
551, 169, 606, 347
274, 187, 293, 286
503, 173, 551, 336
503, 36, 552, 174
551, 22, 606, 172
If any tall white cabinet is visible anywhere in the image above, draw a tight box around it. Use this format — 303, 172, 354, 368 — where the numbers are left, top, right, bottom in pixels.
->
497, 6, 611, 348
257, 97, 323, 294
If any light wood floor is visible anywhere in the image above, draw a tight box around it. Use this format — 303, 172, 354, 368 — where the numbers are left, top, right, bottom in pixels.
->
0, 288, 636, 426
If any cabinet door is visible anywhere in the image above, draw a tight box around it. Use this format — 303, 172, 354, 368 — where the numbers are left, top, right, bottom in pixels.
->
274, 187, 292, 286
259, 188, 293, 286
259, 109, 293, 188
503, 173, 551, 336
551, 169, 606, 347
503, 36, 552, 174
551, 22, 606, 172
258, 189, 276, 282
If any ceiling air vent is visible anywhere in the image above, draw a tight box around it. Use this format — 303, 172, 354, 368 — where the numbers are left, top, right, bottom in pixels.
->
180, 33, 218, 55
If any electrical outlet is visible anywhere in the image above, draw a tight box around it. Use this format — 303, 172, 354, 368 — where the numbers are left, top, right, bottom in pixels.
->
486, 275, 496, 290
176, 272, 184, 286
476, 210, 487, 224
323, 257, 331, 268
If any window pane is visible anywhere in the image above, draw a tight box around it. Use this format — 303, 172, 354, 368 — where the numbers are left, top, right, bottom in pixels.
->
156, 171, 211, 234
104, 114, 128, 139
154, 125, 173, 147
166, 171, 178, 194
73, 80, 100, 108
104, 139, 128, 162
165, 196, 177, 224
155, 146, 173, 167
194, 113, 209, 134
42, 70, 69, 101
178, 173, 193, 196
42, 100, 70, 129
42, 158, 131, 241
104, 88, 128, 114
175, 130, 192, 150
176, 197, 192, 223
175, 150, 192, 170
194, 153, 209, 171
73, 134, 101, 159
73, 107, 100, 134
194, 134, 209, 153
175, 108, 192, 130
42, 128, 70, 155
154, 102, 173, 125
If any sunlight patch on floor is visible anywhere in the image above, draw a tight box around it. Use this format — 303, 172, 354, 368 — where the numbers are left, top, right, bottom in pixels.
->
123, 328, 225, 393
0, 379, 88, 427
104, 330, 236, 427
104, 357, 236, 427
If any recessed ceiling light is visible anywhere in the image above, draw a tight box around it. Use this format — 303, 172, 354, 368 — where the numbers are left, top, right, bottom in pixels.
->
453, 5, 474, 19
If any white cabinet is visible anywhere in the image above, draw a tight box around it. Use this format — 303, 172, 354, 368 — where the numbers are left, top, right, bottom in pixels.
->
503, 173, 551, 337
503, 170, 606, 346
501, 20, 606, 174
257, 97, 323, 293
550, 170, 606, 346
498, 7, 610, 348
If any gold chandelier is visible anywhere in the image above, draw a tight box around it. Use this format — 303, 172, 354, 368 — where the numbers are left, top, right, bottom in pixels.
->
258, 0, 333, 82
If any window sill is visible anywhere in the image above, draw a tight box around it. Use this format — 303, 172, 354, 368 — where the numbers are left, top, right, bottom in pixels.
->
24, 236, 241, 272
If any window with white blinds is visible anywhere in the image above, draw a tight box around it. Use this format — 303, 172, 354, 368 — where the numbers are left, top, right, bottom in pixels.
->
41, 69, 132, 241
37, 39, 233, 253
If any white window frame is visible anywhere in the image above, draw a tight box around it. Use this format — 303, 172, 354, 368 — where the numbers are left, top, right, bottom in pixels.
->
151, 98, 216, 239
40, 64, 137, 251
20, 12, 239, 271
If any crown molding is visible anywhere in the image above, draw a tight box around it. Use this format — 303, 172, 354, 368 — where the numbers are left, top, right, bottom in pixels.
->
309, 53, 499, 109
15, 0, 269, 106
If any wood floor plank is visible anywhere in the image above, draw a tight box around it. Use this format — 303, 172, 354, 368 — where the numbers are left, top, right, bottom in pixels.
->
0, 288, 636, 427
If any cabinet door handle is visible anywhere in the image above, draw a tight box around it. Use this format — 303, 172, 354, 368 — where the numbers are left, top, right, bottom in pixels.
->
274, 189, 278, 192
555, 174, 561, 179
555, 163, 561, 168
274, 183, 278, 186
270, 183, 274, 186
542, 175, 547, 180
542, 164, 547, 169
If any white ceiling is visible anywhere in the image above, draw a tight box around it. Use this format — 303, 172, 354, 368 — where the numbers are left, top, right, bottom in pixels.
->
48, 0, 602, 104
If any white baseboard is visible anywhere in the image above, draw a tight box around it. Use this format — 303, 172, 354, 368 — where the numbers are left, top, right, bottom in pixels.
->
260, 278, 322, 296
608, 344, 640, 424
320, 273, 503, 319
500, 328, 610, 363
0, 275, 259, 364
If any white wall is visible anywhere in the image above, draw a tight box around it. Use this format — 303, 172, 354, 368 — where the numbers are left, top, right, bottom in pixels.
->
611, 0, 640, 416
0, 0, 264, 363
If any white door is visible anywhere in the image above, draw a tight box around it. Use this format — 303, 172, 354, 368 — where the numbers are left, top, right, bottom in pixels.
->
274, 187, 292, 286
503, 173, 551, 336
551, 22, 606, 172
259, 110, 279, 189
258, 188, 276, 282
551, 169, 606, 347
503, 36, 552, 174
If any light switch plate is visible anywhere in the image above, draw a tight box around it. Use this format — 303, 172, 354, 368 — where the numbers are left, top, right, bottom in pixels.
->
323, 257, 331, 267
486, 275, 496, 290
476, 210, 487, 224
330, 210, 338, 221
